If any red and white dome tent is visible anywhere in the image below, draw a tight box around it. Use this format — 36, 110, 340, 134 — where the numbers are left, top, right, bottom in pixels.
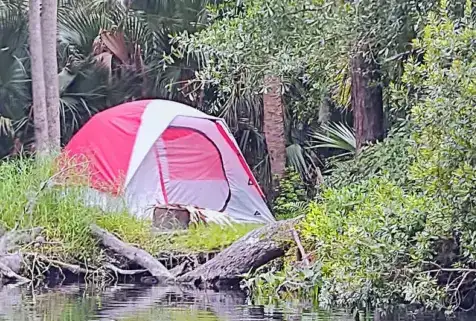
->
61, 99, 275, 224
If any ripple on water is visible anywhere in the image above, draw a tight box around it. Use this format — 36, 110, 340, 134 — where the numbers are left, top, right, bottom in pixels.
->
0, 284, 474, 321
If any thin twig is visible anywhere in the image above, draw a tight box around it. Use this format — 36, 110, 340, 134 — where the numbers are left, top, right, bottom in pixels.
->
421, 268, 476, 274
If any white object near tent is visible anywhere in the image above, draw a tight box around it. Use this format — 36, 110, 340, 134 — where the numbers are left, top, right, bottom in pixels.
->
61, 99, 275, 224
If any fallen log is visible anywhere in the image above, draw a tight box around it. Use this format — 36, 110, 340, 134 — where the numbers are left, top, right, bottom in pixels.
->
178, 218, 298, 287
90, 224, 174, 282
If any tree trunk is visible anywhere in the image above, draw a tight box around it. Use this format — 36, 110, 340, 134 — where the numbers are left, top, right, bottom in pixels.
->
318, 97, 331, 125
41, 0, 61, 151
351, 52, 384, 152
263, 75, 286, 181
28, 0, 49, 155
178, 219, 296, 288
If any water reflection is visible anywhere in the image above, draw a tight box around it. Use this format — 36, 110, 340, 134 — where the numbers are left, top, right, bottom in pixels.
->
0, 284, 474, 321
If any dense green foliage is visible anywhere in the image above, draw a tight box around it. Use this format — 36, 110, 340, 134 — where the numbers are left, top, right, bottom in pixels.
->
300, 180, 440, 309
0, 0, 211, 157
244, 4, 476, 313
272, 168, 309, 220
326, 127, 413, 189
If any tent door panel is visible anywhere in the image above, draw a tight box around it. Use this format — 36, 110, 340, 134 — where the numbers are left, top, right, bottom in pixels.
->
156, 126, 231, 211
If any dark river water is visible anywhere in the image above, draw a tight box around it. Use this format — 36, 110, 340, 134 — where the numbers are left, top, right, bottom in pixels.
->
0, 284, 474, 321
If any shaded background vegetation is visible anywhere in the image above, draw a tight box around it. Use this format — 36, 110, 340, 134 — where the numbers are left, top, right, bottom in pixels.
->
0, 0, 400, 198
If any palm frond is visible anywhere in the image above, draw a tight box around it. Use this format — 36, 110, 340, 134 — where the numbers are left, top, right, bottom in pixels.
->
286, 143, 309, 179
0, 4, 30, 126
0, 116, 13, 136
58, 7, 113, 55
309, 121, 356, 154
282, 201, 310, 216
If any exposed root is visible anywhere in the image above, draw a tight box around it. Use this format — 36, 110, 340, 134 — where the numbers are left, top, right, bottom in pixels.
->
104, 263, 147, 276
27, 253, 90, 275
0, 261, 30, 284
156, 251, 219, 272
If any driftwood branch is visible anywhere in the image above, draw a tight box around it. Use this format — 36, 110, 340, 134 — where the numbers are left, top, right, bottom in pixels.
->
104, 263, 147, 276
178, 218, 298, 287
292, 228, 310, 266
90, 224, 174, 282
0, 261, 30, 283
30, 254, 89, 275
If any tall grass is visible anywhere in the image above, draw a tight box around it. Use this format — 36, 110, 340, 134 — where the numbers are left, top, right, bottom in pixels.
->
0, 157, 161, 265
0, 157, 259, 266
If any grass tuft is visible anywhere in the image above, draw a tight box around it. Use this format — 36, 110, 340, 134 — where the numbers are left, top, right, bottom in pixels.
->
156, 223, 262, 253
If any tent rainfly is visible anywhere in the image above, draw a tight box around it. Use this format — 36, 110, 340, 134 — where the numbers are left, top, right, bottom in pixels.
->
62, 99, 275, 224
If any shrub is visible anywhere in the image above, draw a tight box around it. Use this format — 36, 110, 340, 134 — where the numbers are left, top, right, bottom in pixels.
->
247, 9, 476, 313
406, 11, 476, 262
272, 168, 309, 220
325, 127, 413, 190
299, 178, 443, 310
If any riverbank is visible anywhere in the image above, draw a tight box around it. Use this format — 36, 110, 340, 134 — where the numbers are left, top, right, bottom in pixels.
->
0, 158, 270, 287
3, 147, 476, 317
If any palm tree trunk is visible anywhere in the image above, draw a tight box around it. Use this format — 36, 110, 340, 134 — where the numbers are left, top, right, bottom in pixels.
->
263, 75, 286, 182
351, 52, 384, 152
41, 0, 61, 151
28, 0, 49, 155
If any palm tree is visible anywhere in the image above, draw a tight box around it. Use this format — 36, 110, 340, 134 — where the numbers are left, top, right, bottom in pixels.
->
351, 50, 384, 152
28, 0, 49, 154
42, 0, 61, 151
262, 75, 286, 182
